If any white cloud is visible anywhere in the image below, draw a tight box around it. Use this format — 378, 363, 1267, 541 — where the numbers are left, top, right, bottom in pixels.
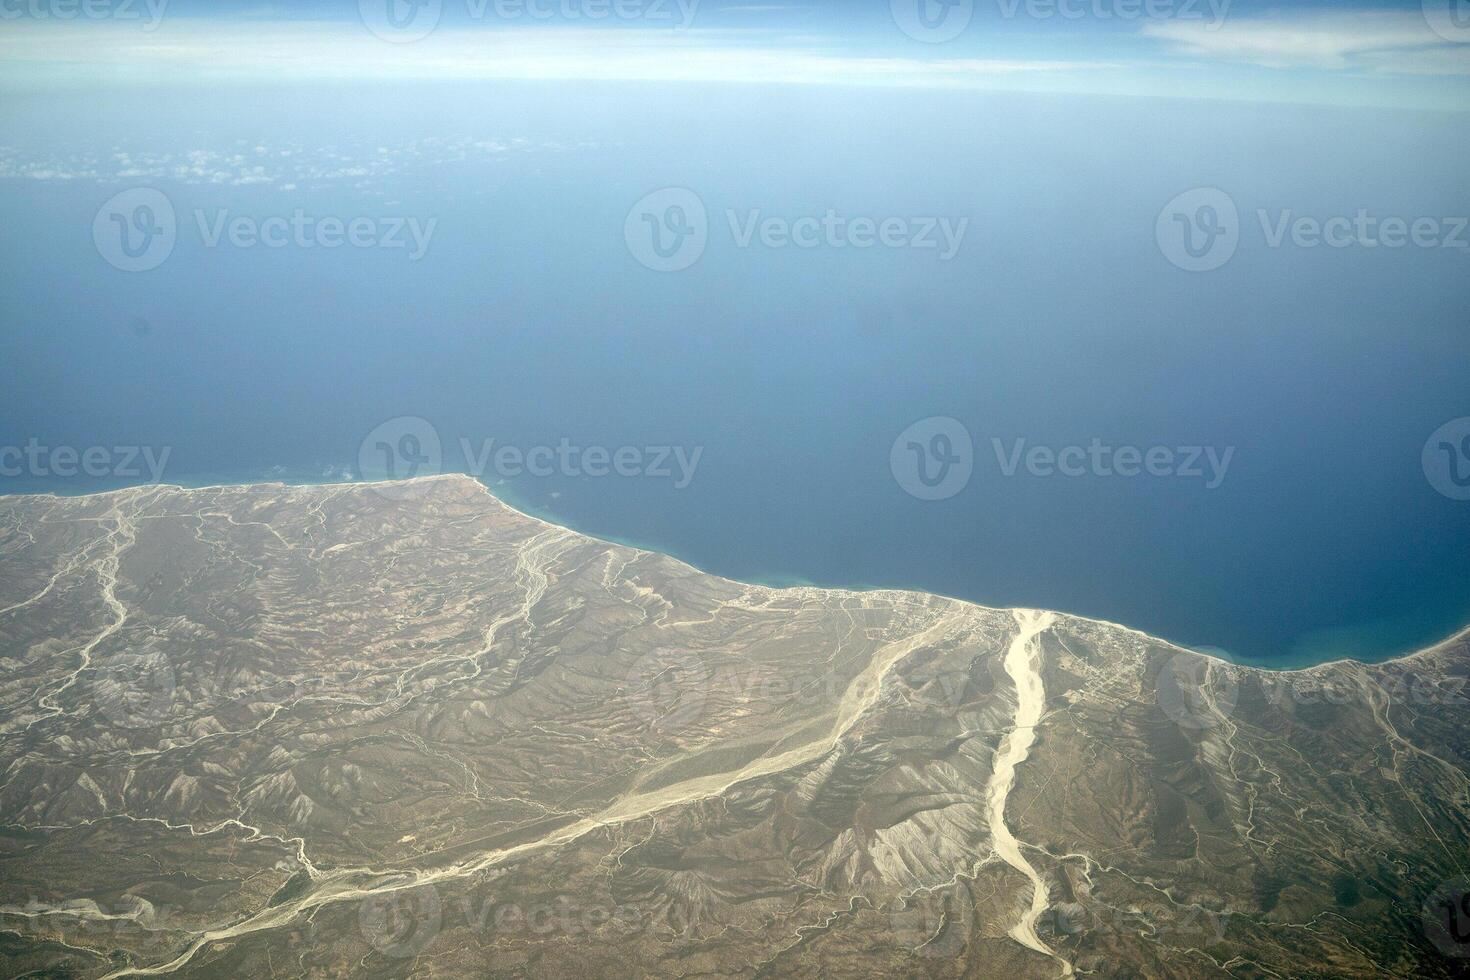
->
0, 20, 1113, 87
1143, 10, 1470, 75
0, 136, 572, 185
2, 13, 1465, 108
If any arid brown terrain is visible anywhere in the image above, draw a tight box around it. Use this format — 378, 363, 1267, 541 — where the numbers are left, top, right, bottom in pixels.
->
1, 475, 1467, 978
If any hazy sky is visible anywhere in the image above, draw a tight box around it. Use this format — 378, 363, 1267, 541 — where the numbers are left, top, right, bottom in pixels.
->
1, 0, 1468, 108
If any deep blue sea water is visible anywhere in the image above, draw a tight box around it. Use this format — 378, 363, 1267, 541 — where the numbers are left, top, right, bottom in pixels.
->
2, 83, 1467, 666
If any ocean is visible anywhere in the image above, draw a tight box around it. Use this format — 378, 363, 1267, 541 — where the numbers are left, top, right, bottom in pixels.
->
2, 83, 1467, 665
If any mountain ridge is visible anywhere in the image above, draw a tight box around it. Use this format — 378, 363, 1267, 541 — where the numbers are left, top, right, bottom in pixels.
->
0, 475, 1466, 977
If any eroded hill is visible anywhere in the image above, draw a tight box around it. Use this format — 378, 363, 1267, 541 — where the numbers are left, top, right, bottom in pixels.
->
1, 475, 1466, 978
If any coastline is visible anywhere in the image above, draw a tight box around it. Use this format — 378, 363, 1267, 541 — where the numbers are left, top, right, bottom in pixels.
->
4, 470, 1467, 675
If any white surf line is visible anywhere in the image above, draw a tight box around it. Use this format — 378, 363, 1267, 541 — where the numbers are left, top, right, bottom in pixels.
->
987, 609, 1071, 977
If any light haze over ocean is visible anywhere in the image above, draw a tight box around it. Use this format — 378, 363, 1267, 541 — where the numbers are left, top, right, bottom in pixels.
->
1, 1, 1467, 664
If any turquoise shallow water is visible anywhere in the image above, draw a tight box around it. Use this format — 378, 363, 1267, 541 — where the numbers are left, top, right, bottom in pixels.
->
8, 470, 1458, 675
